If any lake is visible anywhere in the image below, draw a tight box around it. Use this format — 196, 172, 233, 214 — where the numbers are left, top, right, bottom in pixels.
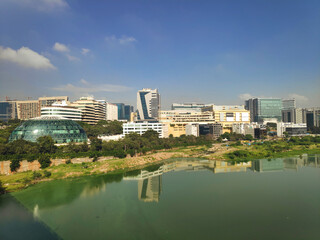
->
1, 154, 319, 240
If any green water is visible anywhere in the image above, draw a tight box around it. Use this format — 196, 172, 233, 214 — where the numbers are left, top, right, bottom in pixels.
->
1, 155, 320, 240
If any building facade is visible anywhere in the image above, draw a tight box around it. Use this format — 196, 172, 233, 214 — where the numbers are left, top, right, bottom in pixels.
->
106, 103, 118, 121
245, 98, 282, 122
171, 103, 212, 112
137, 88, 160, 120
123, 122, 168, 138
202, 105, 250, 130
70, 97, 105, 124
0, 101, 17, 122
41, 106, 82, 121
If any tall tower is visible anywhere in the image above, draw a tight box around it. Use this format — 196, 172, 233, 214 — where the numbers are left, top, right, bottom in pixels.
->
137, 88, 160, 120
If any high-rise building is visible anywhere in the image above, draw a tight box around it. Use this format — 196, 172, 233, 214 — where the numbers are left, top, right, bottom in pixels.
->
305, 107, 320, 129
114, 103, 127, 120
137, 88, 160, 120
282, 99, 296, 123
96, 100, 107, 120
282, 99, 296, 110
0, 101, 17, 122
245, 98, 282, 122
124, 105, 134, 121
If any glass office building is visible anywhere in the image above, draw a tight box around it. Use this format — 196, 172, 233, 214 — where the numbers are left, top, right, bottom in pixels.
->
245, 98, 282, 122
9, 116, 87, 143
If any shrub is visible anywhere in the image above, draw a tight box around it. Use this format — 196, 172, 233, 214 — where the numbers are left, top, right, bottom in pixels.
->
0, 180, 6, 195
32, 171, 42, 180
38, 154, 51, 169
43, 170, 51, 178
66, 159, 72, 164
10, 159, 21, 172
114, 150, 126, 158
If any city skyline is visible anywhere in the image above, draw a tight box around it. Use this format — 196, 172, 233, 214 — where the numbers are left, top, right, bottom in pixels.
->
0, 0, 319, 109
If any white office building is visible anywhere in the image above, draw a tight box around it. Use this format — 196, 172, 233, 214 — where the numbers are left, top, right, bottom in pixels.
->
41, 106, 82, 121
123, 122, 168, 138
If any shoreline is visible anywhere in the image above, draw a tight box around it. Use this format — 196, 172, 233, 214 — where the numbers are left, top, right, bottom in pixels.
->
1, 143, 320, 193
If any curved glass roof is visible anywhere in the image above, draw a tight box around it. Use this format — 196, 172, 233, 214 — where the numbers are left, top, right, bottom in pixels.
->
9, 117, 87, 143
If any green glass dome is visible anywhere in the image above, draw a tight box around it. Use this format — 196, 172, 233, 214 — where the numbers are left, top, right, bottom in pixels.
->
9, 116, 87, 143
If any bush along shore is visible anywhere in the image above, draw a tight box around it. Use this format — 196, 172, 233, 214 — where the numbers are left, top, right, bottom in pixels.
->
223, 136, 320, 161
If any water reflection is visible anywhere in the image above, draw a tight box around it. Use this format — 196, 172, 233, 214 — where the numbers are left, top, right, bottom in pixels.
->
12, 154, 320, 208
5, 154, 320, 240
124, 154, 320, 202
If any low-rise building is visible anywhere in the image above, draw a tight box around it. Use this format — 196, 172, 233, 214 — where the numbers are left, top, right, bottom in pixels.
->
123, 122, 168, 138
277, 122, 307, 137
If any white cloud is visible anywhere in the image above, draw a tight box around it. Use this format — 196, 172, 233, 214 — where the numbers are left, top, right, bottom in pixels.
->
119, 36, 137, 45
81, 48, 90, 55
105, 35, 137, 45
53, 42, 69, 52
287, 93, 308, 102
80, 78, 88, 85
8, 0, 69, 12
0, 46, 56, 70
238, 93, 254, 101
52, 81, 131, 93
66, 54, 80, 61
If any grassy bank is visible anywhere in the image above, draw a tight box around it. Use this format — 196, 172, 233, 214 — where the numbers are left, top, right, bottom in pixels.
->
223, 140, 320, 161
0, 145, 208, 192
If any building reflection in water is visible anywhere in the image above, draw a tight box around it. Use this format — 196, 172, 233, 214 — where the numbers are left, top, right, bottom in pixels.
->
124, 154, 320, 202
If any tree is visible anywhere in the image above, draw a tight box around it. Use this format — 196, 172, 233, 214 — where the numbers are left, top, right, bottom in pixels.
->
37, 136, 56, 153
90, 137, 102, 151
0, 180, 6, 195
244, 134, 253, 141
10, 159, 21, 172
38, 154, 51, 169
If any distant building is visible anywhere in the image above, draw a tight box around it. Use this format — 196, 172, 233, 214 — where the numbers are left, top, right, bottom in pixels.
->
70, 97, 105, 124
96, 100, 107, 120
41, 106, 82, 121
124, 105, 134, 121
306, 108, 320, 129
199, 123, 223, 139
39, 96, 69, 107
123, 122, 168, 138
114, 103, 125, 120
0, 101, 17, 122
16, 100, 40, 120
202, 105, 250, 130
282, 99, 296, 110
171, 103, 212, 112
245, 98, 282, 122
137, 88, 160, 120
277, 122, 307, 137
106, 103, 118, 121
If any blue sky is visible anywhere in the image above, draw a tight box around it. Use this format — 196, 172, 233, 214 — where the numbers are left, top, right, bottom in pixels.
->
0, 0, 319, 109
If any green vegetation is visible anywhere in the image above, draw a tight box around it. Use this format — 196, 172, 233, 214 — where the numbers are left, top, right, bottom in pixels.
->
225, 136, 320, 161
77, 120, 123, 137
0, 180, 6, 195
0, 127, 213, 162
